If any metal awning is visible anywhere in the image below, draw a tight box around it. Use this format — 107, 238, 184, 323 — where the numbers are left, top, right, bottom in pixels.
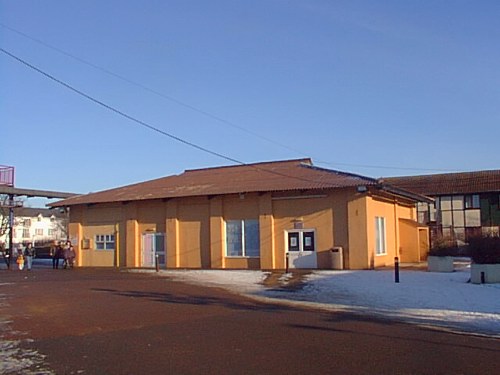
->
0, 186, 77, 199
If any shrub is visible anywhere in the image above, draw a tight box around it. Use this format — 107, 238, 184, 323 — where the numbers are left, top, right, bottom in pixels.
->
469, 236, 500, 264
428, 236, 459, 257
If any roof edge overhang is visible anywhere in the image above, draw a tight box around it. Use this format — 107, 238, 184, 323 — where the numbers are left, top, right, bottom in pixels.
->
49, 186, 359, 208
377, 184, 434, 204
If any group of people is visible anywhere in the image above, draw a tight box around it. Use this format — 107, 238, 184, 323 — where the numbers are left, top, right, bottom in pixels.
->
15, 242, 35, 271
11, 240, 76, 270
50, 240, 76, 269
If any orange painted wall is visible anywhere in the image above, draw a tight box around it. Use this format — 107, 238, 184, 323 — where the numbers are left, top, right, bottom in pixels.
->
272, 195, 334, 269
67, 188, 424, 270
177, 198, 210, 268
347, 195, 369, 269
347, 194, 420, 269
69, 204, 118, 267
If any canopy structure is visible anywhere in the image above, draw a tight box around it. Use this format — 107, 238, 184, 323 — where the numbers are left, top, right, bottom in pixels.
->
0, 186, 77, 200
0, 185, 79, 269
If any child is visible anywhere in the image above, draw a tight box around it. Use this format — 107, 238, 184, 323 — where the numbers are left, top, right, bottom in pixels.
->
17, 251, 25, 270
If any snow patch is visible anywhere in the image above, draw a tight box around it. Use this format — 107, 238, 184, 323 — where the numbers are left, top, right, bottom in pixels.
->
155, 268, 500, 338
0, 294, 54, 375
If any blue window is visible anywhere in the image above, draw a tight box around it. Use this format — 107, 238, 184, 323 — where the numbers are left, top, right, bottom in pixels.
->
226, 219, 260, 257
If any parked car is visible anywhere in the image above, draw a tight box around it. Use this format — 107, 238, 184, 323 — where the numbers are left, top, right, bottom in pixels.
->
34, 246, 52, 259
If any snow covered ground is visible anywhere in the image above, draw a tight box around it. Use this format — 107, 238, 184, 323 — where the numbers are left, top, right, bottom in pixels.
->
0, 287, 53, 375
153, 267, 500, 338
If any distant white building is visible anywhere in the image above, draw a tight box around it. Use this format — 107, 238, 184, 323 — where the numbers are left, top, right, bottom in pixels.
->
0, 207, 67, 247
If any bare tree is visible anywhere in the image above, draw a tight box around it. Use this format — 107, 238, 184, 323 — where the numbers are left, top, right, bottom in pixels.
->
52, 213, 69, 240
0, 194, 12, 267
0, 194, 11, 240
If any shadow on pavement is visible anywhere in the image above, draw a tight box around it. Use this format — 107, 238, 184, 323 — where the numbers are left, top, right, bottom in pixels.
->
91, 287, 294, 313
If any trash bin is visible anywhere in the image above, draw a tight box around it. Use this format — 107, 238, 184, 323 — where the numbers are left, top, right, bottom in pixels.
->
331, 247, 343, 270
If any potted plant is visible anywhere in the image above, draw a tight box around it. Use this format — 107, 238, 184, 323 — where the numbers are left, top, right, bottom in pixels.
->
427, 236, 457, 272
469, 235, 500, 284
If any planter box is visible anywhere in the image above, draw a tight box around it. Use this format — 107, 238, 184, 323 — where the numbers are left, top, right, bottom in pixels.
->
471, 263, 500, 284
427, 256, 454, 272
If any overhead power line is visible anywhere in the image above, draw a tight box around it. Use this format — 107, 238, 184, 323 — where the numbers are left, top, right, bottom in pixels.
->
0, 23, 457, 173
0, 23, 302, 154
0, 47, 242, 165
0, 47, 337, 186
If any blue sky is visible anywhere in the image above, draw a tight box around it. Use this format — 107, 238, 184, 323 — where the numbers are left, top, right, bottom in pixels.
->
1, 1, 499, 202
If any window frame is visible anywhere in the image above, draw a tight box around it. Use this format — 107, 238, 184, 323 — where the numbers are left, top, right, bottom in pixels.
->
225, 219, 260, 258
95, 234, 115, 251
286, 229, 316, 252
465, 194, 480, 209
375, 216, 387, 256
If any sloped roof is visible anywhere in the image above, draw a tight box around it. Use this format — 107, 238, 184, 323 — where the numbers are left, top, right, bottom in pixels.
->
11, 207, 65, 218
383, 169, 500, 196
51, 159, 386, 207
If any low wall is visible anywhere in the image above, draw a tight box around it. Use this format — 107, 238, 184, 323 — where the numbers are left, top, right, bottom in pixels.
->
427, 256, 454, 273
471, 263, 500, 284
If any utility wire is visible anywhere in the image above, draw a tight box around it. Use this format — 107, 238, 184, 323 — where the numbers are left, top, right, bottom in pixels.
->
0, 23, 303, 155
0, 47, 242, 165
0, 23, 457, 173
0, 47, 340, 186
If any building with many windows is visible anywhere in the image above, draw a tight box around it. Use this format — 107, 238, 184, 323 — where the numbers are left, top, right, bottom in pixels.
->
0, 207, 67, 248
50, 159, 431, 270
384, 170, 500, 246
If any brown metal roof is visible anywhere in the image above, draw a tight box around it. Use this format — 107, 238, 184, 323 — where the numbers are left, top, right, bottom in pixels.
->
51, 159, 383, 207
383, 170, 500, 196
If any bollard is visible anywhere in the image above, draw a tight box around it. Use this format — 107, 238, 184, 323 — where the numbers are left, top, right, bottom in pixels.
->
394, 257, 400, 283
155, 253, 160, 272
285, 253, 289, 273
481, 271, 485, 284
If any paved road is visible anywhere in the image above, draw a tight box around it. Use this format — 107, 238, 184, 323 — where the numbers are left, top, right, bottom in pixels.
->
1, 266, 499, 374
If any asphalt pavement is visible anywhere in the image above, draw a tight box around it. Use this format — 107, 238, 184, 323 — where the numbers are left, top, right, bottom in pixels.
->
1, 266, 499, 374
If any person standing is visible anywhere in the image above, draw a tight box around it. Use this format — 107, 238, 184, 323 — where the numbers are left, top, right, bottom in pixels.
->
50, 241, 62, 269
68, 245, 76, 268
62, 240, 72, 269
62, 242, 69, 269
24, 242, 35, 271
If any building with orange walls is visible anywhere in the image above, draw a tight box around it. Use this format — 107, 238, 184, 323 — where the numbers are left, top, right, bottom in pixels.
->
51, 159, 431, 270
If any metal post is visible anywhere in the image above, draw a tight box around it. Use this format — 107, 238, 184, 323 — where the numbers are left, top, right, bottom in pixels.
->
481, 271, 485, 284
394, 257, 400, 283
7, 196, 14, 270
285, 253, 289, 273
155, 253, 160, 272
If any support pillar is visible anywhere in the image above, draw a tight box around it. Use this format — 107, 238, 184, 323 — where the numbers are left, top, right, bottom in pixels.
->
166, 200, 179, 268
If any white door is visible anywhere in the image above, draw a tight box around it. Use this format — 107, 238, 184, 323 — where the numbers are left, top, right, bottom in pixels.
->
142, 233, 166, 268
287, 230, 317, 269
